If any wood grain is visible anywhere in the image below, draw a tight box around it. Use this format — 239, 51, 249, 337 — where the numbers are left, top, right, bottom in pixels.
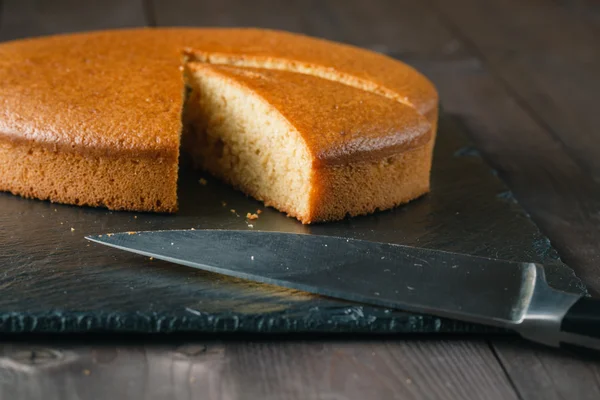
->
152, 0, 318, 35
431, 0, 600, 180
0, 0, 146, 41
152, 0, 468, 57
493, 339, 600, 400
554, 0, 600, 24
227, 340, 519, 400
0, 340, 519, 400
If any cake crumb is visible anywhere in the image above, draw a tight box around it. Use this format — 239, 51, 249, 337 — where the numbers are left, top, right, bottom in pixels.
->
149, 257, 154, 261
106, 233, 114, 237
134, 215, 137, 219
221, 201, 227, 207
54, 209, 57, 212
248, 224, 254, 228
190, 227, 195, 231
230, 209, 236, 213
83, 369, 91, 376
256, 209, 262, 214
126, 231, 136, 235
246, 213, 259, 220
199, 178, 207, 186
70, 227, 75, 232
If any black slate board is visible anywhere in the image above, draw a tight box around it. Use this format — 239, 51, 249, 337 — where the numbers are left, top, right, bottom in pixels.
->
0, 114, 587, 334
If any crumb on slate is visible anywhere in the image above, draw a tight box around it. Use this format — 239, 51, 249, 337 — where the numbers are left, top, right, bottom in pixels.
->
70, 227, 75, 232
221, 201, 227, 207
83, 369, 91, 376
256, 209, 262, 214
199, 178, 207, 186
246, 213, 259, 220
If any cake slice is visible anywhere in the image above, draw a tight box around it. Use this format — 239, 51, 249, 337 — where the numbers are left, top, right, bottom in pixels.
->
183, 63, 432, 223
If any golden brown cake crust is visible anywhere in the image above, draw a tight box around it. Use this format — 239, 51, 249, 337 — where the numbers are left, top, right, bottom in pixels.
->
0, 28, 438, 215
186, 63, 431, 167
0, 28, 437, 157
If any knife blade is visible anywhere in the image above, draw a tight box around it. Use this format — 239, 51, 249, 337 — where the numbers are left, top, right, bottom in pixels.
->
86, 229, 600, 351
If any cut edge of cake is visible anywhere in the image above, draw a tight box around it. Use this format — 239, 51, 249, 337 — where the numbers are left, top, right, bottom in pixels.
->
183, 65, 313, 222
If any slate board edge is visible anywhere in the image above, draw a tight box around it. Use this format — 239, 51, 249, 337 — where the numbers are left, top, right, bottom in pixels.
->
0, 309, 508, 335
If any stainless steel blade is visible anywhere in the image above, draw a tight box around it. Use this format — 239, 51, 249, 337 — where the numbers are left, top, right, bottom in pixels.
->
86, 229, 581, 335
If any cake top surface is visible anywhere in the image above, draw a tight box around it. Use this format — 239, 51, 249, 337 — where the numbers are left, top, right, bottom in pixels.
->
187, 63, 431, 165
0, 28, 437, 159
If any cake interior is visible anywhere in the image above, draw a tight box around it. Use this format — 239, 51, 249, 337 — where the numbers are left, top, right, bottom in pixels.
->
182, 65, 313, 220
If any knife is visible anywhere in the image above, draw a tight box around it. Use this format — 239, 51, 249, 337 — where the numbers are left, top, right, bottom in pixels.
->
86, 229, 600, 351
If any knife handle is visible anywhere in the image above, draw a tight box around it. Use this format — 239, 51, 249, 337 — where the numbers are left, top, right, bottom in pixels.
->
559, 297, 600, 356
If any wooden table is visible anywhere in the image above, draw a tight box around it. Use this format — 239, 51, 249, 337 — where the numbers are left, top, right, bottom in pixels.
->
1, 0, 599, 398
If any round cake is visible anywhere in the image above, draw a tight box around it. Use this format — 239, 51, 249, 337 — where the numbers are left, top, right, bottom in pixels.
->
0, 28, 438, 223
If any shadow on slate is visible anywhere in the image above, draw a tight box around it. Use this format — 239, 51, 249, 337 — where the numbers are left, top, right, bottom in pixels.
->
0, 113, 588, 335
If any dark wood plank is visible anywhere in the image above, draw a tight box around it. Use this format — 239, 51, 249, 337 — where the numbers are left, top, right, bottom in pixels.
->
152, 0, 469, 57
431, 0, 600, 180
227, 340, 519, 400
0, 340, 519, 400
152, 0, 321, 35
554, 0, 600, 24
300, 0, 471, 57
0, 0, 147, 41
0, 342, 229, 399
493, 339, 600, 400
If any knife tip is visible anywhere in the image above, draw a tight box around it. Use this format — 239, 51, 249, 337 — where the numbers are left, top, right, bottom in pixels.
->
85, 230, 145, 243
84, 233, 115, 243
